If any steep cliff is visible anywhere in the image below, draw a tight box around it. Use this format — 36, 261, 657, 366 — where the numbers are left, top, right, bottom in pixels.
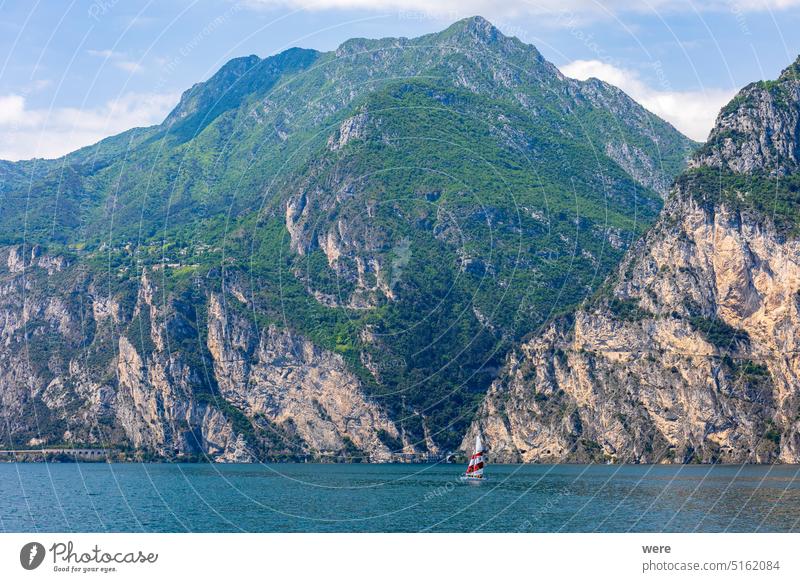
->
0, 251, 401, 461
206, 293, 400, 460
467, 57, 800, 463
0, 17, 696, 458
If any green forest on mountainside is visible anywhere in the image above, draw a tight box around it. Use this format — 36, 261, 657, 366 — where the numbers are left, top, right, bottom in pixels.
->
0, 17, 697, 453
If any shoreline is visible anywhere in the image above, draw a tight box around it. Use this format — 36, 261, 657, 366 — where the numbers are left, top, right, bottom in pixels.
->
2, 457, 798, 467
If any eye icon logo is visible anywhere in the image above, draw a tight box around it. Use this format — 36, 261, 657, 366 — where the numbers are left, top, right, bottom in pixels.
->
20, 542, 46, 570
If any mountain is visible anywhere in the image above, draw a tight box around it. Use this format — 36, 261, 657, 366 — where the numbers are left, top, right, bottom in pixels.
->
468, 56, 800, 463
0, 17, 695, 461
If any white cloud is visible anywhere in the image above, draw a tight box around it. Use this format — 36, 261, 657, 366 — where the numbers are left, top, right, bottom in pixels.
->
0, 92, 178, 161
243, 0, 800, 19
87, 49, 123, 59
733, 0, 800, 8
0, 95, 26, 124
87, 49, 144, 74
560, 59, 736, 141
115, 61, 144, 73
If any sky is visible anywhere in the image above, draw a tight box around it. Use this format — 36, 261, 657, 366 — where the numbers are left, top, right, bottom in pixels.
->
1, 0, 799, 160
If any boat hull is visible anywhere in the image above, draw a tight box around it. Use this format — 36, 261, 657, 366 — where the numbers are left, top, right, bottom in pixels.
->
460, 475, 486, 485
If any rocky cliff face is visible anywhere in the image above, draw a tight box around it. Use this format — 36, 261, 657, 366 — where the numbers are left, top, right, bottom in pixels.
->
0, 251, 401, 461
692, 58, 800, 176
467, 58, 800, 463
206, 293, 400, 460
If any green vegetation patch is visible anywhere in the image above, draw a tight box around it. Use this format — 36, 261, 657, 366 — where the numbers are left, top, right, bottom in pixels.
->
678, 167, 800, 237
689, 315, 749, 350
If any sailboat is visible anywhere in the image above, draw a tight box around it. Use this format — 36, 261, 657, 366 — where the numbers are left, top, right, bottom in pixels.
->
460, 433, 486, 484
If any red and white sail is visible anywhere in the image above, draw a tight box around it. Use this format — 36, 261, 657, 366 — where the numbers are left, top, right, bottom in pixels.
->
464, 433, 485, 478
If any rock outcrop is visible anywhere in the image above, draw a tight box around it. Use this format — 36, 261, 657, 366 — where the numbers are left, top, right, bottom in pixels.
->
692, 58, 800, 176
0, 253, 400, 461
467, 57, 800, 464
206, 293, 400, 460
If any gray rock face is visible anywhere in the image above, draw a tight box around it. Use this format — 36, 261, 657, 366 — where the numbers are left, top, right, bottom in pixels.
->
206, 293, 400, 460
467, 57, 800, 464
327, 112, 369, 151
605, 141, 671, 196
468, 190, 800, 463
0, 255, 400, 461
692, 59, 800, 175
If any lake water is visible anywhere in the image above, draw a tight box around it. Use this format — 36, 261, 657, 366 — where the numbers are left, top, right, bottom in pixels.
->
1, 463, 799, 532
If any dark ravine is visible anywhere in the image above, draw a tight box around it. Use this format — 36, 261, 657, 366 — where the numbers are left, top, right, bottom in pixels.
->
0, 17, 699, 462
467, 56, 800, 464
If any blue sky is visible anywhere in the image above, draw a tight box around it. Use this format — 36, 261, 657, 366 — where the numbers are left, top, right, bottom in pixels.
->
1, 0, 799, 160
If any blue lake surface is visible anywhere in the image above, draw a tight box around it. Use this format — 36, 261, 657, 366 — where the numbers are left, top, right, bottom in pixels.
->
1, 463, 799, 532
